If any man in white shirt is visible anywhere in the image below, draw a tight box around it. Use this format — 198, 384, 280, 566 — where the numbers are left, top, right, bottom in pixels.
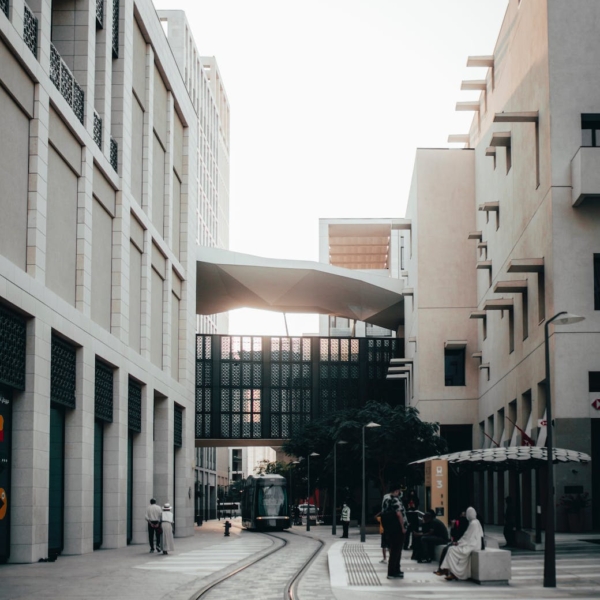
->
145, 498, 163, 553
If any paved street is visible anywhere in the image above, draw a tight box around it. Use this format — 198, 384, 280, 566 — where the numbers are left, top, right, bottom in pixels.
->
0, 520, 599, 600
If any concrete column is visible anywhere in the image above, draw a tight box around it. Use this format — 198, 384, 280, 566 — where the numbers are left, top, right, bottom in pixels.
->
153, 393, 173, 507
102, 366, 127, 548
94, 0, 112, 156
28, 0, 52, 74
63, 343, 94, 555
175, 407, 193, 536
10, 317, 51, 563
26, 85, 50, 283
75, 146, 94, 317
110, 191, 130, 343
111, 0, 134, 189
132, 383, 153, 544
142, 45, 154, 218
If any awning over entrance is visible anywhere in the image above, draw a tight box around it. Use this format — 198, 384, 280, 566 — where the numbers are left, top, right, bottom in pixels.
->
410, 446, 591, 472
196, 247, 405, 331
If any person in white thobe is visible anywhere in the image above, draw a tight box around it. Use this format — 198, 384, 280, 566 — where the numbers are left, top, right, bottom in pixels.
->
161, 503, 175, 555
440, 507, 483, 580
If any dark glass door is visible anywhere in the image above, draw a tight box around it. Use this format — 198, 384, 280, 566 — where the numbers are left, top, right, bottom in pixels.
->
48, 405, 65, 556
93, 420, 103, 549
0, 386, 12, 563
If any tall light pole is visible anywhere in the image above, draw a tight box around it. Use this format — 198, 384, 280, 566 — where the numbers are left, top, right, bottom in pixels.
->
332, 440, 347, 536
543, 311, 584, 588
307, 452, 319, 532
361, 422, 381, 542
290, 460, 299, 524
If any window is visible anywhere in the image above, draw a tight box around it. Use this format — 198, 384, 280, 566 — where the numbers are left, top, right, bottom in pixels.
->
595, 255, 600, 310
444, 348, 465, 386
582, 114, 600, 147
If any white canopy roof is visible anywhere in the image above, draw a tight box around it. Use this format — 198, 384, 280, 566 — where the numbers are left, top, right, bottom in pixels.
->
196, 247, 405, 331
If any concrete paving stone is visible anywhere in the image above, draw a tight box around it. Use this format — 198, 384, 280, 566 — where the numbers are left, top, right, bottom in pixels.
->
1, 522, 599, 600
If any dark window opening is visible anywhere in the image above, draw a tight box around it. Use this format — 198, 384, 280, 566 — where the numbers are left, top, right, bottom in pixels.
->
582, 114, 600, 147
589, 372, 600, 393
444, 348, 465, 386
594, 255, 600, 310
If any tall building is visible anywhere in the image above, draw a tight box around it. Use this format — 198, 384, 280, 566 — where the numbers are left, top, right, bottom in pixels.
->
0, 0, 227, 563
405, 0, 599, 533
157, 10, 231, 525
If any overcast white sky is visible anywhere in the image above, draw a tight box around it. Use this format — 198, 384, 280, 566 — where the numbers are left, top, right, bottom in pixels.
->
153, 0, 509, 336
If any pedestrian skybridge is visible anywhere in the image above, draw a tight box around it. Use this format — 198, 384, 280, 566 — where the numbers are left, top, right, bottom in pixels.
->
195, 247, 406, 445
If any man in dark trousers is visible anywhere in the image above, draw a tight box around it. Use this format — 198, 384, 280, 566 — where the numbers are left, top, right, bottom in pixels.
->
340, 503, 351, 538
380, 484, 408, 579
503, 496, 516, 547
415, 509, 449, 563
145, 498, 162, 553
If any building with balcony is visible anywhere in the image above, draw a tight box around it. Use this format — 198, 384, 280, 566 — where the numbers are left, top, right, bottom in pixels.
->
0, 0, 228, 563
403, 0, 600, 533
157, 9, 231, 530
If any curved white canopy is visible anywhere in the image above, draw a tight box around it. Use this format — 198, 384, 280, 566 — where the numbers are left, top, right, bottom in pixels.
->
409, 446, 591, 472
196, 247, 405, 331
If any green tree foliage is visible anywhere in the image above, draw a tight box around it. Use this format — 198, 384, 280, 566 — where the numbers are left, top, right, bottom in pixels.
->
282, 401, 447, 497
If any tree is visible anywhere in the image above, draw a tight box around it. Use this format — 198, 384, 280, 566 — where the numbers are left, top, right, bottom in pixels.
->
282, 401, 447, 498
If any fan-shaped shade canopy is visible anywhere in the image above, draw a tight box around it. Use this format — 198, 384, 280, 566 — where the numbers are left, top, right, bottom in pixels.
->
196, 246, 405, 331
409, 446, 591, 472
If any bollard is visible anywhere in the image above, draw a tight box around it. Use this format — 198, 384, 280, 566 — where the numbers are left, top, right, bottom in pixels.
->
224, 520, 231, 536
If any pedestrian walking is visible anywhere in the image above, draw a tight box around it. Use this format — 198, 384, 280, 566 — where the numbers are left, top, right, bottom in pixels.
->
146, 498, 162, 553
161, 503, 175, 555
380, 484, 407, 579
340, 502, 351, 538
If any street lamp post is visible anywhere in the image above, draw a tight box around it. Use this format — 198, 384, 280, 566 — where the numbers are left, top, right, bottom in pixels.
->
307, 452, 319, 532
332, 440, 347, 536
543, 311, 584, 588
290, 460, 299, 524
361, 422, 381, 542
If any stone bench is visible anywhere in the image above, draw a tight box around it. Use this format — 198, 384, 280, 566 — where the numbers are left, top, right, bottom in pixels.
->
432, 536, 498, 563
470, 548, 511, 585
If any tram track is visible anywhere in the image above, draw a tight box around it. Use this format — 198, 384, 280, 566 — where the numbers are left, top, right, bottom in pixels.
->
189, 527, 325, 600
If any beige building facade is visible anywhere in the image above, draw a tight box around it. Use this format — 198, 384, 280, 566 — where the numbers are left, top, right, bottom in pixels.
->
0, 0, 229, 563
404, 0, 599, 532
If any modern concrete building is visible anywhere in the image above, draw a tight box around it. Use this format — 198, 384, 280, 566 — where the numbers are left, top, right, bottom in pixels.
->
404, 0, 600, 532
157, 9, 231, 529
318, 219, 409, 338
0, 0, 229, 562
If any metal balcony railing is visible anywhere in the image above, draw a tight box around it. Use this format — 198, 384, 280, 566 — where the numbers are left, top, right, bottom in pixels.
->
93, 110, 102, 148
110, 137, 118, 171
96, 0, 103, 29
50, 43, 84, 124
111, 0, 119, 58
0, 0, 8, 18
23, 3, 37, 57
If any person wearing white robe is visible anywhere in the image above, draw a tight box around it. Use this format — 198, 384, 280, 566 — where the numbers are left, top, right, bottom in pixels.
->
440, 507, 483, 580
161, 504, 175, 555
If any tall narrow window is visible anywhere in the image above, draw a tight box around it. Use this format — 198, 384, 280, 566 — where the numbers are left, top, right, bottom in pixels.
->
594, 254, 600, 310
582, 114, 600, 147
444, 348, 465, 386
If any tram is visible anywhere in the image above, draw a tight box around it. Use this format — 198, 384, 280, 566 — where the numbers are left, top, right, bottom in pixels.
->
241, 474, 291, 530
